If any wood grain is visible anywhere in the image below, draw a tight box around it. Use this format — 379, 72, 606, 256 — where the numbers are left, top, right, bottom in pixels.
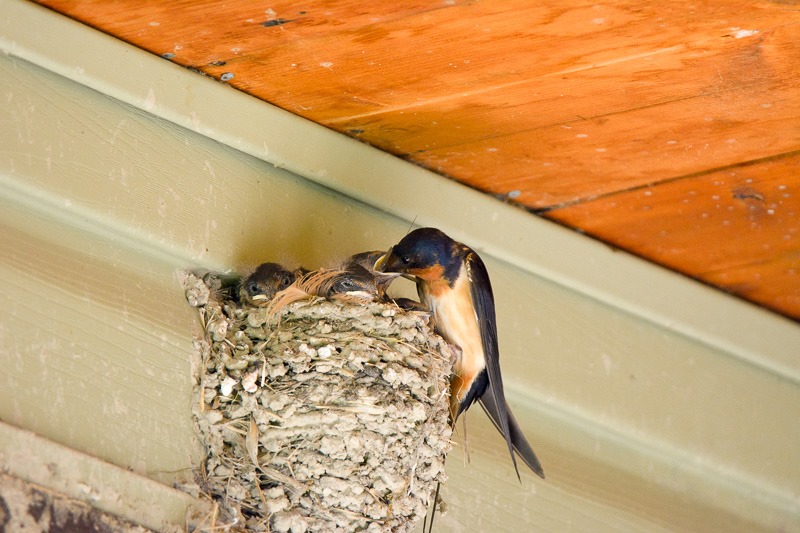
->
33, 0, 800, 319
546, 152, 800, 317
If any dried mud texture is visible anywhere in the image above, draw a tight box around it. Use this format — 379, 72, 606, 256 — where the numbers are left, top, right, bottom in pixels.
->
181, 271, 455, 532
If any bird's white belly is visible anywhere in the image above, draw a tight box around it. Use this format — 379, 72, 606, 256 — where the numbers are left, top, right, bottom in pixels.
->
421, 274, 486, 381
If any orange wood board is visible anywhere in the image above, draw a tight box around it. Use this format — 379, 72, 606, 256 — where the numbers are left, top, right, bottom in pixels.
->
546, 152, 800, 316
33, 0, 800, 320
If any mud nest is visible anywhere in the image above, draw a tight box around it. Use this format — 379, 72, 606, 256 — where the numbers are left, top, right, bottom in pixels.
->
181, 272, 455, 532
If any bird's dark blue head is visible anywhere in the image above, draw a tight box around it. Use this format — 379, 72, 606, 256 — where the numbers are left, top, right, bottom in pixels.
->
375, 227, 461, 284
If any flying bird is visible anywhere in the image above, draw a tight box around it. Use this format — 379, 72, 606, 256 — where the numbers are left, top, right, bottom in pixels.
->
375, 227, 544, 479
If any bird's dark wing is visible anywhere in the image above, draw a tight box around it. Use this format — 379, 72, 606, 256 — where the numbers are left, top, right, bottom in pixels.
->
464, 251, 518, 475
478, 394, 545, 479
466, 250, 544, 480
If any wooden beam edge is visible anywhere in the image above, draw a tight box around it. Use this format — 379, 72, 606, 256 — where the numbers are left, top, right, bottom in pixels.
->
0, 421, 211, 532
518, 394, 800, 529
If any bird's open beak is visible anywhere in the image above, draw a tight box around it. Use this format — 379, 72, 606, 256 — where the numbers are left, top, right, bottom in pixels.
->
373, 250, 392, 273
374, 251, 417, 282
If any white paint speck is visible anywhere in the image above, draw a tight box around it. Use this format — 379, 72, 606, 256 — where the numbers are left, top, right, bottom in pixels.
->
732, 29, 758, 39
592, 18, 605, 24
576, 133, 588, 138
144, 88, 156, 111
595, 147, 607, 152
601, 353, 612, 375
148, 21, 160, 27
320, 62, 334, 69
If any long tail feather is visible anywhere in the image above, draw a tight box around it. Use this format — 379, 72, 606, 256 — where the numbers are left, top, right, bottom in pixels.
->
478, 390, 545, 479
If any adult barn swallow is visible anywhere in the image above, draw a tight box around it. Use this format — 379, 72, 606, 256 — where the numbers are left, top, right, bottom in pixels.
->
238, 262, 298, 306
375, 227, 544, 479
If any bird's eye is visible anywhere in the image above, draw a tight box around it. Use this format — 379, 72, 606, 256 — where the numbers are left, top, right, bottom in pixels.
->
247, 282, 260, 294
400, 255, 410, 265
279, 274, 292, 288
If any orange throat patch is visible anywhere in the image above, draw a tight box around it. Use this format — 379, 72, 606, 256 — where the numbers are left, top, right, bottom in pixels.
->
409, 263, 446, 283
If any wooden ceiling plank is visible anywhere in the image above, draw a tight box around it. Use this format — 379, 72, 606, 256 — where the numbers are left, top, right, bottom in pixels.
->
36, 1, 796, 120
34, 0, 456, 58
328, 32, 791, 163
37, 0, 798, 210
703, 255, 800, 318
416, 67, 799, 209
545, 152, 800, 319
205, 2, 796, 123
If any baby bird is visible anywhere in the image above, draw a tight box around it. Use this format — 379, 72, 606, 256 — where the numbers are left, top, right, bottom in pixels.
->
310, 265, 381, 303
238, 262, 298, 307
341, 250, 400, 300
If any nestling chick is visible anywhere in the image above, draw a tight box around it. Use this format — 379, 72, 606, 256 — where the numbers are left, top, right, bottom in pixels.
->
239, 262, 298, 307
